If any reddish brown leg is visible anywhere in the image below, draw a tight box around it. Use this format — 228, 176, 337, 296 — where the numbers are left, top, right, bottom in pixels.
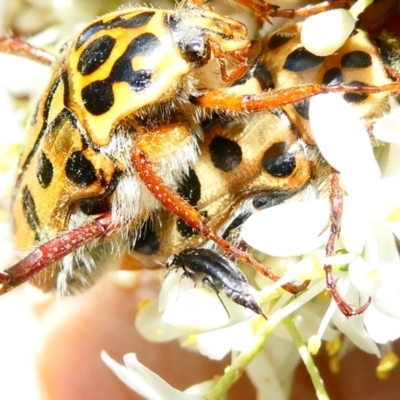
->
267, 0, 356, 19
230, 0, 279, 23
192, 83, 340, 111
0, 37, 55, 66
193, 82, 400, 112
0, 213, 112, 294
232, 0, 355, 22
324, 170, 371, 316
209, 41, 250, 83
132, 147, 310, 295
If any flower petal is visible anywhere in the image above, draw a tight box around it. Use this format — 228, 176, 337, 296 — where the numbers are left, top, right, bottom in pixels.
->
309, 93, 381, 196
101, 351, 201, 400
331, 283, 380, 356
196, 320, 255, 360
135, 300, 183, 343
301, 9, 355, 56
373, 114, 400, 144
242, 199, 329, 257
161, 272, 254, 334
340, 197, 369, 254
363, 305, 400, 344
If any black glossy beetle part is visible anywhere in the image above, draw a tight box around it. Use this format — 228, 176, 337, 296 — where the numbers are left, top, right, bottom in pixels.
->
180, 36, 211, 67
166, 248, 267, 319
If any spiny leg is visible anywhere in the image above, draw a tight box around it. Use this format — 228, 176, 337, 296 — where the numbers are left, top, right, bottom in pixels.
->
266, 0, 356, 19
0, 37, 55, 66
192, 82, 400, 112
232, 0, 356, 21
0, 213, 112, 294
324, 170, 371, 316
131, 147, 309, 295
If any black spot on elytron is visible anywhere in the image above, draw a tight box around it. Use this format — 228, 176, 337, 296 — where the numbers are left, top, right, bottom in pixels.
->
78, 35, 116, 75
323, 67, 345, 85
293, 99, 310, 120
283, 47, 324, 72
177, 168, 201, 206
343, 80, 369, 103
80, 197, 111, 215
253, 192, 291, 210
133, 223, 160, 255
222, 212, 251, 240
268, 33, 295, 50
37, 151, 53, 188
75, 11, 155, 50
233, 57, 274, 91
373, 37, 394, 66
110, 33, 157, 82
21, 186, 40, 234
81, 80, 114, 115
253, 64, 274, 91
65, 151, 97, 188
262, 142, 296, 177
210, 136, 242, 172
176, 218, 198, 238
341, 51, 372, 68
61, 68, 71, 107
176, 211, 207, 238
81, 33, 158, 115
16, 77, 60, 192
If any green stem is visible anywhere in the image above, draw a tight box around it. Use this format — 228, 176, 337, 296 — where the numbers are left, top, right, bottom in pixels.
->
283, 317, 329, 400
205, 319, 278, 400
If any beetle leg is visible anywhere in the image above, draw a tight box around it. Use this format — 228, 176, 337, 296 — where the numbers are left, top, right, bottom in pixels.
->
192, 82, 400, 112
0, 213, 113, 295
132, 146, 309, 295
192, 83, 338, 111
323, 170, 371, 316
208, 41, 250, 83
266, 0, 356, 19
0, 37, 55, 66
232, 0, 355, 21
201, 276, 231, 318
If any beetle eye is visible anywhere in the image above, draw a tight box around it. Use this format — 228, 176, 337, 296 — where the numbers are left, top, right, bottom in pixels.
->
180, 36, 211, 67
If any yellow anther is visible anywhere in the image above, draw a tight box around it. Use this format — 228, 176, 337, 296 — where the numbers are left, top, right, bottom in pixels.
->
376, 352, 399, 380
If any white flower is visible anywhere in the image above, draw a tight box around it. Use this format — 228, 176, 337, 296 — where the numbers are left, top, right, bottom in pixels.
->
301, 9, 356, 56
101, 351, 206, 400
135, 270, 263, 360
243, 93, 400, 351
